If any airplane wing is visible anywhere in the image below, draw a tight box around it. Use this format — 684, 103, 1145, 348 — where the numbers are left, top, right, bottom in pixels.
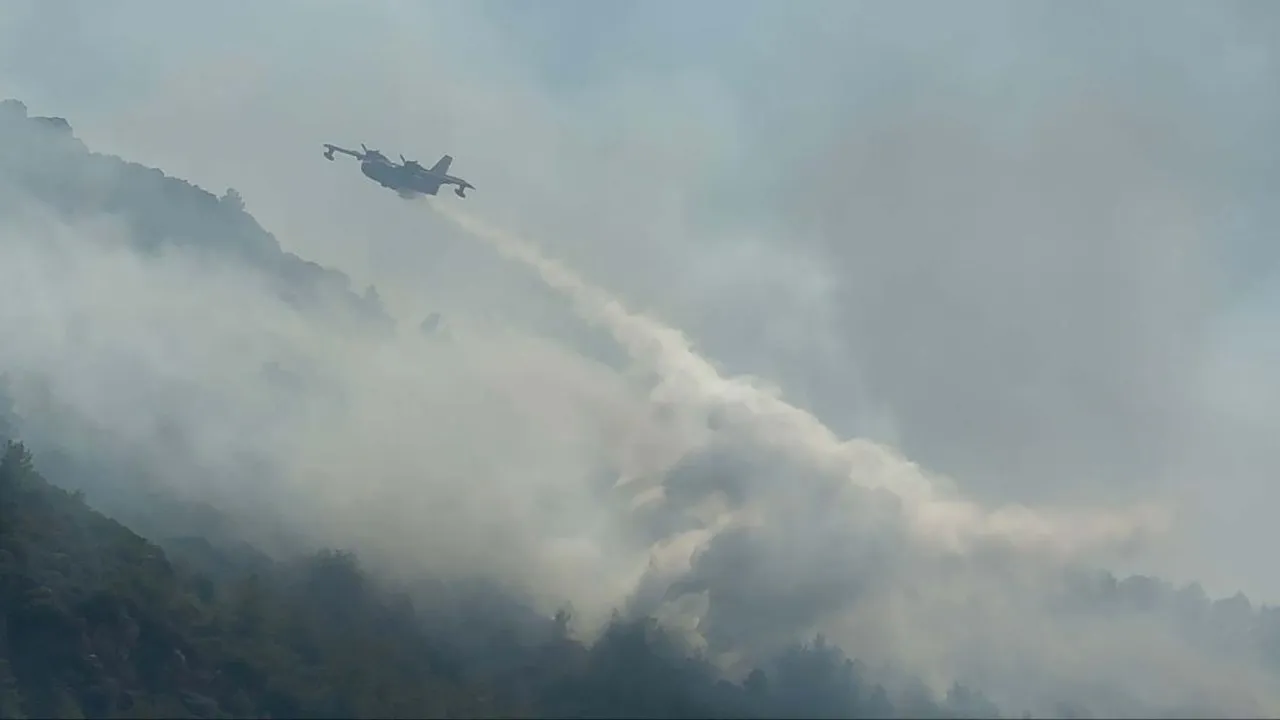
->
323, 143, 363, 160
428, 154, 453, 175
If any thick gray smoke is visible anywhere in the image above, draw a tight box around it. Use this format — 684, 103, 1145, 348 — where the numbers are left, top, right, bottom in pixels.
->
430, 200, 1167, 555
6, 155, 1275, 713
3, 116, 1278, 718
424, 199, 1276, 716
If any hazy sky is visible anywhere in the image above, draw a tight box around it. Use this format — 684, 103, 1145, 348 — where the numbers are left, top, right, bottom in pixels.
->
2, 0, 1279, 628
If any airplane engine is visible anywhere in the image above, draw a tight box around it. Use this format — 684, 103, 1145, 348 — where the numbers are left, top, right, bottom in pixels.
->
455, 187, 467, 198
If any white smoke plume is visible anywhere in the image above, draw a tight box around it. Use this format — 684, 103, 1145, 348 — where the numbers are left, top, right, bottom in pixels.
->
428, 198, 1168, 557
422, 200, 1275, 717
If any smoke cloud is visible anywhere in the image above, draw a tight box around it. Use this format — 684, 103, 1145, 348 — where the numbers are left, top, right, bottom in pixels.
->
4, 1, 1280, 716
4, 167, 1270, 715
421, 199, 1277, 716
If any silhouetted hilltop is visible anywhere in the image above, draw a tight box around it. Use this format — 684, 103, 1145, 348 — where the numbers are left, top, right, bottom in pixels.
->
0, 98, 391, 334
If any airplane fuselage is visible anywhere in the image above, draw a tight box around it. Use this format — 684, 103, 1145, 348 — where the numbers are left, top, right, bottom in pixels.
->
360, 159, 460, 197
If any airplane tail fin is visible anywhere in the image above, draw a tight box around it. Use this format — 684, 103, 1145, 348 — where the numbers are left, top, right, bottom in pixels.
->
430, 154, 453, 175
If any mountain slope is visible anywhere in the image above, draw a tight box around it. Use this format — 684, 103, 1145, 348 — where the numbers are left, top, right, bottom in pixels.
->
0, 98, 390, 335
0, 440, 478, 718
1, 439, 981, 719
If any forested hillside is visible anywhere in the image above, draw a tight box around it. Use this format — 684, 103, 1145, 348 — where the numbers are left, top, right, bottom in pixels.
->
0, 439, 999, 718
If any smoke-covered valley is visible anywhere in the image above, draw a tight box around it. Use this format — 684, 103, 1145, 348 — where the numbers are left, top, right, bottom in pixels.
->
3, 2, 1280, 717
